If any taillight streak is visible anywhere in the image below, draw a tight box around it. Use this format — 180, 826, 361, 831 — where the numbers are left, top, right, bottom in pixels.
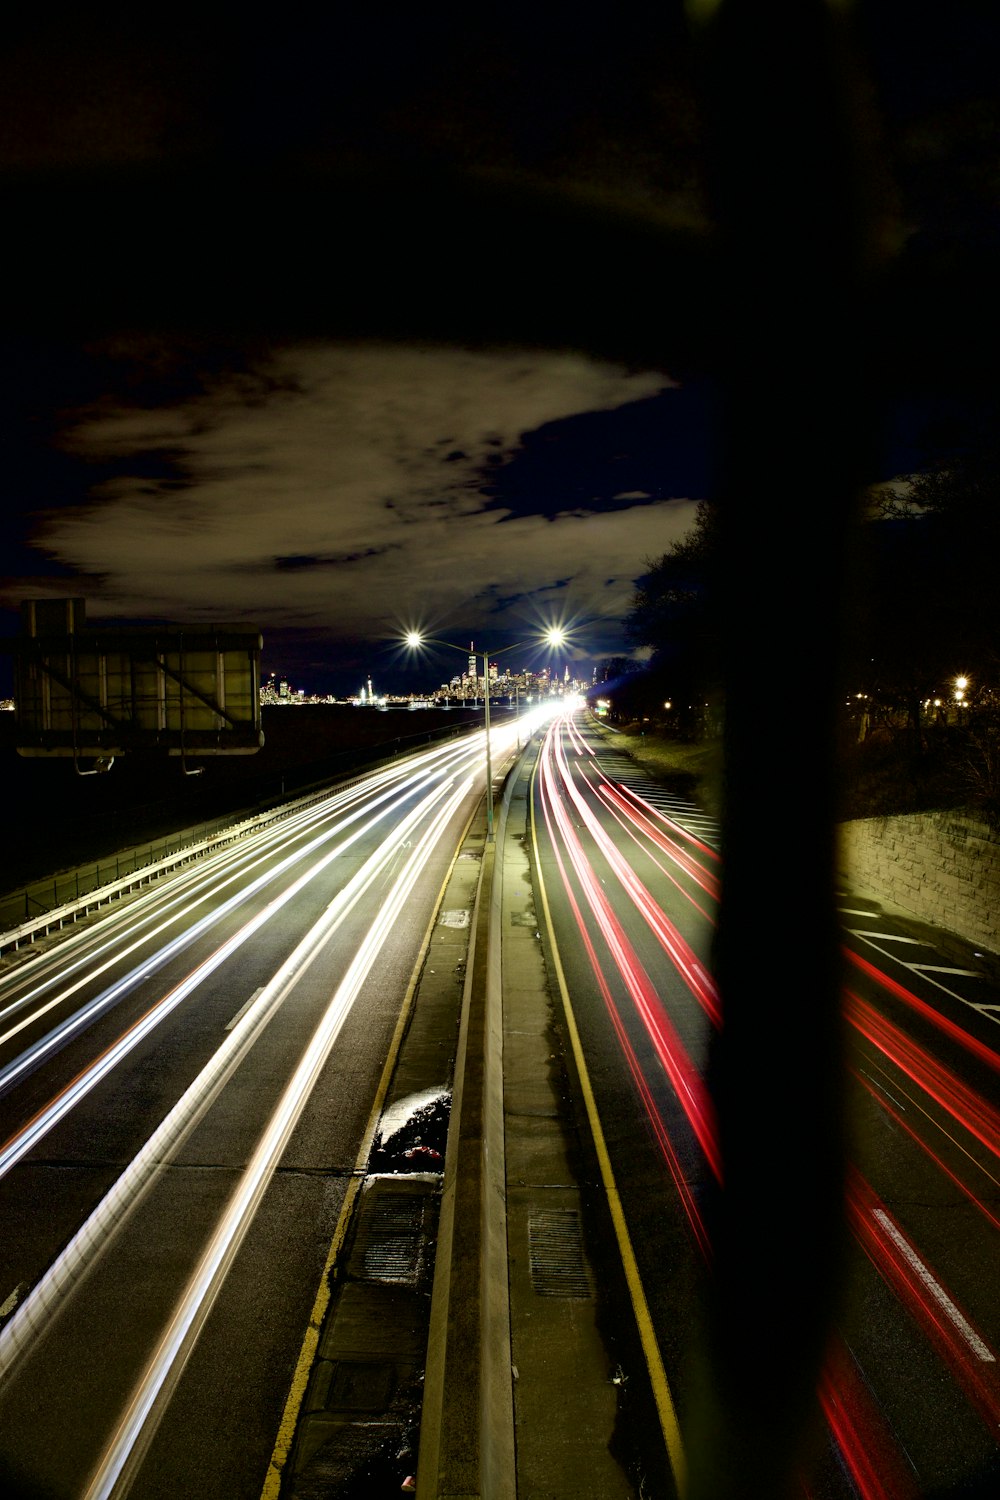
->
541, 769, 711, 1257
539, 727, 721, 1182
551, 729, 719, 1028
854, 1070, 1000, 1234
846, 990, 1000, 1167
817, 1337, 922, 1500
848, 1170, 1000, 1432
597, 782, 721, 902
845, 949, 1000, 1079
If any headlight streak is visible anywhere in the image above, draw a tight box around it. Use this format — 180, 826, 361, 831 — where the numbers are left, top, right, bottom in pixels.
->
0, 787, 366, 1036
0, 736, 476, 1035
79, 771, 475, 1500
0, 751, 478, 1177
0, 742, 479, 1104
0, 758, 402, 997
0, 729, 476, 1003
538, 719, 721, 1186
0, 765, 471, 1391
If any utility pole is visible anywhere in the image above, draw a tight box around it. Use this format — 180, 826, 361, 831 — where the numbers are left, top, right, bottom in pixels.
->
483, 651, 493, 842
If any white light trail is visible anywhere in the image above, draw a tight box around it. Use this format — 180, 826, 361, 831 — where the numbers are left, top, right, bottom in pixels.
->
0, 746, 480, 1176
0, 732, 477, 1034
80, 772, 475, 1499
0, 768, 473, 1405
0, 739, 478, 1104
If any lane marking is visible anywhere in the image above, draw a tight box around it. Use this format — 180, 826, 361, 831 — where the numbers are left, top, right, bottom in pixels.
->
848, 932, 993, 1018
872, 1208, 995, 1362
909, 964, 981, 978
848, 931, 927, 946
529, 748, 688, 1498
83, 778, 479, 1498
857, 1069, 908, 1111
259, 804, 478, 1500
225, 988, 265, 1031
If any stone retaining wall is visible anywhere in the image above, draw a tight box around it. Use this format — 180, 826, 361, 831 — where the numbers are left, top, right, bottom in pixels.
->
838, 810, 1000, 956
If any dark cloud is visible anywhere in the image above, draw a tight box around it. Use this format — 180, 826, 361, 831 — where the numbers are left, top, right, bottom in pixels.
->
3, 3, 998, 699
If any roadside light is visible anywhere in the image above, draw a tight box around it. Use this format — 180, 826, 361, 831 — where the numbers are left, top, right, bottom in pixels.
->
401, 627, 576, 841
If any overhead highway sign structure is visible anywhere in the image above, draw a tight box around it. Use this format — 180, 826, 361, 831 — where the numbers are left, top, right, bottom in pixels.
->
11, 599, 264, 764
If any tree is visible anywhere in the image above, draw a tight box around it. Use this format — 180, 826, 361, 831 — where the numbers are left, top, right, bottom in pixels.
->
843, 411, 1000, 749
595, 655, 642, 685
624, 501, 721, 733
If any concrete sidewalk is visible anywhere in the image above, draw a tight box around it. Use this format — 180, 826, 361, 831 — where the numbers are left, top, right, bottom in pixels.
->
495, 743, 635, 1498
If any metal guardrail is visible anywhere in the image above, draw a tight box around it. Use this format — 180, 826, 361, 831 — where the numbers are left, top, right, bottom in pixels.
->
0, 717, 486, 954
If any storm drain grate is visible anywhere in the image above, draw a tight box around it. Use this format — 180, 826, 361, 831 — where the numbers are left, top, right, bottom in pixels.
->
527, 1210, 593, 1299
361, 1195, 425, 1282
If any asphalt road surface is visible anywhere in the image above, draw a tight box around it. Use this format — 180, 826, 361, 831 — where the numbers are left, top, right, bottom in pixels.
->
531, 710, 1000, 1499
0, 723, 517, 1500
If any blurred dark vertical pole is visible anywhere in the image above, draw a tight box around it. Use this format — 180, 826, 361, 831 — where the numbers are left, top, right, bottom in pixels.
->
685, 2, 880, 1495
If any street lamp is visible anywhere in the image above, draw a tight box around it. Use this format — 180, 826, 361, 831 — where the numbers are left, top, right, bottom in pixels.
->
404, 628, 566, 841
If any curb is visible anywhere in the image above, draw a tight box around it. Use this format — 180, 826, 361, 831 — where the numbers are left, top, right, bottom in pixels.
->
417, 777, 517, 1497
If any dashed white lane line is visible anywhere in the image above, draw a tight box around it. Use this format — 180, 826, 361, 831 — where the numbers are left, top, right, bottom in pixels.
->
909, 963, 983, 977
845, 928, 992, 1018
872, 1208, 995, 1362
850, 930, 926, 945
225, 986, 265, 1032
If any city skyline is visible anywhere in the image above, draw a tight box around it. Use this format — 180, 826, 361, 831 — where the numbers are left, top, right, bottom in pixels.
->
260, 650, 593, 708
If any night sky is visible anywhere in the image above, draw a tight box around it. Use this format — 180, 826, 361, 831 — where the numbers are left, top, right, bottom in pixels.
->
2, 3, 998, 698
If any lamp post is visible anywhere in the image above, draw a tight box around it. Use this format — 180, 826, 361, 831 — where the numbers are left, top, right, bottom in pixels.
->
404, 628, 566, 841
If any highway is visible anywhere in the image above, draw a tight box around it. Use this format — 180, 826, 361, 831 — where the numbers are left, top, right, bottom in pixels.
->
531, 709, 1000, 1500
2, 703, 999, 1499
0, 716, 540, 1500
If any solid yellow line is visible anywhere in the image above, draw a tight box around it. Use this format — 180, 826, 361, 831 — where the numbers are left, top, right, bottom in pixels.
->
260, 806, 478, 1500
529, 751, 688, 1498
